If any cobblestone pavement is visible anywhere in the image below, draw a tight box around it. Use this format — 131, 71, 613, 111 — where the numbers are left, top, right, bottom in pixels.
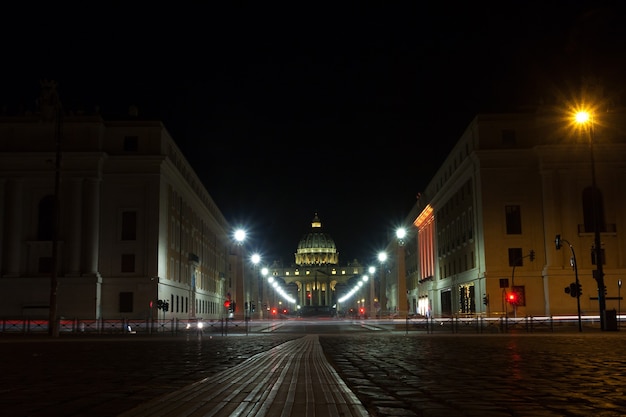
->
1, 331, 626, 416
320, 332, 626, 417
0, 334, 300, 417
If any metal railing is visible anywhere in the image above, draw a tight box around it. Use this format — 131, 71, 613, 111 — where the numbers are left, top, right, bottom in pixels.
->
0, 317, 254, 335
404, 314, 616, 334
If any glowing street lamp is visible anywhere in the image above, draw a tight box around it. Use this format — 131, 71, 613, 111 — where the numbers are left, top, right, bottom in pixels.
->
574, 110, 607, 330
396, 227, 406, 243
261, 267, 269, 318
232, 228, 248, 323
378, 251, 387, 317
251, 253, 263, 320
368, 265, 376, 319
234, 228, 246, 245
396, 227, 407, 317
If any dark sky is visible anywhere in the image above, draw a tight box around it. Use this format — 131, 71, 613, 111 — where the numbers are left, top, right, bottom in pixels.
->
2, 3, 626, 266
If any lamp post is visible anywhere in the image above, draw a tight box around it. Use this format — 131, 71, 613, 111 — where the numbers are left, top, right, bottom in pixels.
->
43, 80, 62, 338
378, 251, 387, 318
232, 228, 249, 334
261, 266, 269, 319
619, 279, 622, 328
396, 227, 407, 317
368, 266, 376, 319
575, 110, 607, 330
251, 253, 263, 320
555, 235, 582, 332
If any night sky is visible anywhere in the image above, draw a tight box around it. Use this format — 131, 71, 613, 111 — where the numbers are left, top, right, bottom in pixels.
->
2, 3, 625, 266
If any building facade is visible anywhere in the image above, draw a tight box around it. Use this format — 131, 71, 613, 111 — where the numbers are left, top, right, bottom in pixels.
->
0, 86, 235, 324
395, 107, 626, 322
246, 214, 367, 318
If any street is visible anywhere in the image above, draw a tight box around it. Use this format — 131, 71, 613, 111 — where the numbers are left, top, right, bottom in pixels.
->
1, 320, 626, 416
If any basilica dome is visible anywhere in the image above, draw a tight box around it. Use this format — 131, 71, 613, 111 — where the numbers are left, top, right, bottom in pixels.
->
295, 213, 339, 266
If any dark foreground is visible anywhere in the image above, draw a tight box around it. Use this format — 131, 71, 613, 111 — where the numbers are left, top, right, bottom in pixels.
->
1, 331, 626, 416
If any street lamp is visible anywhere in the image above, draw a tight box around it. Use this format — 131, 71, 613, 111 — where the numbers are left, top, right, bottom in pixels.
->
232, 228, 248, 324
261, 267, 269, 318
251, 253, 263, 320
378, 251, 387, 318
368, 266, 376, 319
396, 227, 407, 317
619, 279, 622, 328
555, 235, 582, 332
574, 110, 607, 330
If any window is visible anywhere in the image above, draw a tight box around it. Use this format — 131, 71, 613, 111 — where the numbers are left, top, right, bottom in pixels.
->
508, 248, 523, 267
121, 254, 135, 273
458, 284, 475, 314
124, 136, 138, 152
512, 286, 526, 306
119, 292, 133, 313
505, 205, 522, 234
121, 211, 137, 240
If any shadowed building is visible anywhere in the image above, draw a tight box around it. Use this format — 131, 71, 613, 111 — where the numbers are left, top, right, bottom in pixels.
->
0, 83, 236, 326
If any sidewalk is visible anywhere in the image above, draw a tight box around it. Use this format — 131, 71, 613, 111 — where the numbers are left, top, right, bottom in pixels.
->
118, 334, 370, 417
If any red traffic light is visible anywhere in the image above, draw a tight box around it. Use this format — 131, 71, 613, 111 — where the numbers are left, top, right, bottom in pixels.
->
224, 300, 231, 308
271, 308, 277, 315
359, 307, 365, 314
506, 292, 518, 304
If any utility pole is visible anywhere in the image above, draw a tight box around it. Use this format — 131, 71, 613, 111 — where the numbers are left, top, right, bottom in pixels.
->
42, 80, 62, 337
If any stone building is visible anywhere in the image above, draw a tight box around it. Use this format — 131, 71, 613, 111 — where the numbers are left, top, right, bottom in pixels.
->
396, 107, 626, 327
0, 84, 234, 325
252, 214, 367, 318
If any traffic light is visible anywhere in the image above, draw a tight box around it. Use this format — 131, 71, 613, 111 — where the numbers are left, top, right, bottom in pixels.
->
482, 294, 489, 305
271, 308, 277, 315
577, 283, 582, 297
529, 250, 535, 262
565, 282, 578, 298
229, 301, 236, 313
506, 292, 518, 304
359, 307, 365, 315
157, 299, 168, 311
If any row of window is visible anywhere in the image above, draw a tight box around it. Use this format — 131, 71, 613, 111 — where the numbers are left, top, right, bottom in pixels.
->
118, 291, 223, 316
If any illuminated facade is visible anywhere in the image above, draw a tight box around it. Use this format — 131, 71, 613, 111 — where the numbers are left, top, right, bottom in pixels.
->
0, 92, 234, 322
401, 108, 626, 319
257, 214, 366, 317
